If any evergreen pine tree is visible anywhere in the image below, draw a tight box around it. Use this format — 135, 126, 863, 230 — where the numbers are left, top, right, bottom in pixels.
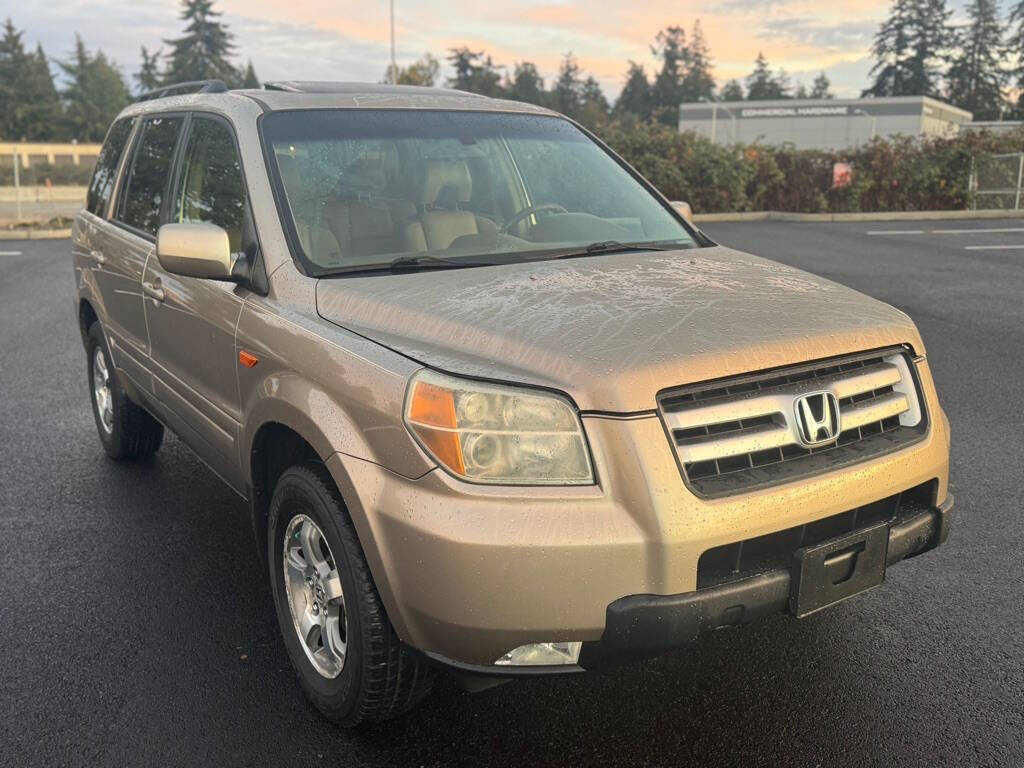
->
865, 0, 952, 96
552, 52, 584, 118
241, 59, 259, 88
163, 0, 239, 85
0, 21, 64, 140
506, 61, 546, 106
906, 0, 953, 94
946, 0, 1007, 118
746, 52, 787, 99
578, 75, 610, 128
446, 47, 503, 96
810, 72, 833, 98
24, 44, 64, 140
59, 35, 132, 142
615, 61, 652, 118
719, 79, 744, 100
135, 46, 162, 94
651, 26, 688, 123
679, 20, 715, 102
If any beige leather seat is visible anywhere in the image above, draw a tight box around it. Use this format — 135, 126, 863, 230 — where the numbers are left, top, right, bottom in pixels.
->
320, 156, 416, 259
400, 159, 496, 252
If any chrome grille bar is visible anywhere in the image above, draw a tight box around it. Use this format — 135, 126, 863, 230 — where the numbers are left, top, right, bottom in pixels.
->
658, 349, 928, 497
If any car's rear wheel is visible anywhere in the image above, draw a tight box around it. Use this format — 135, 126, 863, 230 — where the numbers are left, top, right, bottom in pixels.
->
268, 463, 436, 726
86, 322, 164, 460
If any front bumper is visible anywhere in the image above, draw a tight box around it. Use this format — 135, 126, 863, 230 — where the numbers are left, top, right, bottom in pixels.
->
418, 496, 952, 677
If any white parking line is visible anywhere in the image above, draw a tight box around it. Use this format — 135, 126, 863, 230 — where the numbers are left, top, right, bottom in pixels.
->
964, 244, 1024, 250
933, 227, 1024, 234
866, 230, 925, 235
0, 250, 23, 256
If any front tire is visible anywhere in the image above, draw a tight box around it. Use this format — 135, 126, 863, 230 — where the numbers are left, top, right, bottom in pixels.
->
86, 322, 163, 460
268, 463, 436, 726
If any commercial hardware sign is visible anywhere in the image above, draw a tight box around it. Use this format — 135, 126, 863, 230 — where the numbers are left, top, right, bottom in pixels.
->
740, 106, 851, 118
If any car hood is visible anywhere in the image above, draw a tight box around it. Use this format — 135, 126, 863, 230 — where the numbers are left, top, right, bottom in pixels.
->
315, 246, 924, 413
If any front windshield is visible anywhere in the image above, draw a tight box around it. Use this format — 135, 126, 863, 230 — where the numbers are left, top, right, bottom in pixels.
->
262, 109, 698, 274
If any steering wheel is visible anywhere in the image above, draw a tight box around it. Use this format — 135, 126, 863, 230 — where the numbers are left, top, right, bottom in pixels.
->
500, 203, 568, 234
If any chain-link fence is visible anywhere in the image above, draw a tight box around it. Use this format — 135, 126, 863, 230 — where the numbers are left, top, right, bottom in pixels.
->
970, 152, 1024, 210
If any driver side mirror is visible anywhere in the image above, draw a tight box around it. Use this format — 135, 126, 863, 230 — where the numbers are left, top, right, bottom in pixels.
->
156, 222, 234, 280
670, 200, 694, 223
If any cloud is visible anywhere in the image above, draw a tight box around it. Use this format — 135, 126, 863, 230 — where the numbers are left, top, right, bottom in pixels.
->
758, 17, 877, 51
10, 0, 891, 101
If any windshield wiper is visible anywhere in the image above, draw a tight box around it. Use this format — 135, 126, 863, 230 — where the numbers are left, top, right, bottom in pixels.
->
547, 240, 677, 261
324, 254, 495, 276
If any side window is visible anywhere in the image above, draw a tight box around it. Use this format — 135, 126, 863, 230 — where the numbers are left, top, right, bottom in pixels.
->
86, 118, 133, 216
174, 117, 247, 252
117, 115, 184, 237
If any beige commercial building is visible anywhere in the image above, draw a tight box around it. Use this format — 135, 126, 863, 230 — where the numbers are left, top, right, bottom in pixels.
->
679, 96, 973, 150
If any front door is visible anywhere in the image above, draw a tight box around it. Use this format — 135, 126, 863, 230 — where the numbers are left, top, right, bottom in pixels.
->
143, 114, 251, 491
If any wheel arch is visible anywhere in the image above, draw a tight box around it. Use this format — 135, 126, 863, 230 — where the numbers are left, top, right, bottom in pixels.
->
243, 388, 378, 566
78, 297, 99, 345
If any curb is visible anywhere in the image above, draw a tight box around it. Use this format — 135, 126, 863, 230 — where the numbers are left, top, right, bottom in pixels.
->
0, 228, 72, 241
693, 209, 1024, 223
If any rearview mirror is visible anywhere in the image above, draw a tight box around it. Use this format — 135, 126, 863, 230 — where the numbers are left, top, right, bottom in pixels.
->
670, 200, 694, 223
156, 222, 233, 280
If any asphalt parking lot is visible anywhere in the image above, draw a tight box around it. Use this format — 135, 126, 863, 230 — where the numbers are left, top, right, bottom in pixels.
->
1, 220, 1022, 767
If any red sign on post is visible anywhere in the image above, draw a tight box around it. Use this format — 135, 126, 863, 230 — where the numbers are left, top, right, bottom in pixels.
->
832, 162, 852, 189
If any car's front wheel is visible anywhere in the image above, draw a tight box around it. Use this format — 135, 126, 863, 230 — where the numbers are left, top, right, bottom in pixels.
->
86, 322, 164, 460
268, 463, 436, 726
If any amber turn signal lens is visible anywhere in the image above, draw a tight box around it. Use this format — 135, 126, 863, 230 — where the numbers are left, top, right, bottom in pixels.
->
238, 350, 259, 368
407, 380, 465, 474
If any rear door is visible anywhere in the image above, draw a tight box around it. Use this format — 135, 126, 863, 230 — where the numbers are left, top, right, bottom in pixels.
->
104, 114, 186, 388
142, 114, 250, 491
76, 117, 149, 385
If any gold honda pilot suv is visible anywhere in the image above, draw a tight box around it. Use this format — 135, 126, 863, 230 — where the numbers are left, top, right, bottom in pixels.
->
72, 81, 953, 726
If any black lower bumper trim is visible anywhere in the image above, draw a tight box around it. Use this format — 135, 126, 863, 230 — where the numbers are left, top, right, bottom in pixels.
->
578, 496, 953, 670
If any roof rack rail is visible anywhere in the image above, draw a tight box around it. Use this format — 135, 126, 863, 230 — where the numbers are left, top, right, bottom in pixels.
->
262, 81, 302, 93
136, 79, 229, 102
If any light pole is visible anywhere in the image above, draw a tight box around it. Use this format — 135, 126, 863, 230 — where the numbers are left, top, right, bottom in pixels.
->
389, 0, 397, 84
852, 108, 876, 143
704, 97, 737, 145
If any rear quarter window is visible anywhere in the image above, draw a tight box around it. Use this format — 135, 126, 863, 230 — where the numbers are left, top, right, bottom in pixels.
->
86, 118, 134, 216
117, 115, 184, 237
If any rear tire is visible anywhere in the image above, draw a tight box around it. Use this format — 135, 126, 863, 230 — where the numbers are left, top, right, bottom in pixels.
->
86, 322, 164, 460
268, 463, 436, 726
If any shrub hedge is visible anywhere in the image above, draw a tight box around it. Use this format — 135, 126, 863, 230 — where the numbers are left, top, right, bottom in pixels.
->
601, 121, 1024, 213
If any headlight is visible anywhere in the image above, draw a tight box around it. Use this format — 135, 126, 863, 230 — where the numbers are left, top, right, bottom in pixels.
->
403, 370, 594, 485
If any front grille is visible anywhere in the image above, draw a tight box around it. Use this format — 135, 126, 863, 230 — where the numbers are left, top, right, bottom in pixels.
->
658, 348, 928, 497
697, 480, 937, 589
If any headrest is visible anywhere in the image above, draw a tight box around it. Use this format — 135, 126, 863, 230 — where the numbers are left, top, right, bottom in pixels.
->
416, 159, 472, 206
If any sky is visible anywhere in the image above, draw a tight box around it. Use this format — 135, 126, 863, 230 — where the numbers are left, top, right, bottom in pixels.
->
3, 0, 974, 100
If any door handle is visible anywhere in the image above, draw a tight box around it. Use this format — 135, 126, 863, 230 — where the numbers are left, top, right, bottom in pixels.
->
142, 280, 165, 302
87, 249, 105, 266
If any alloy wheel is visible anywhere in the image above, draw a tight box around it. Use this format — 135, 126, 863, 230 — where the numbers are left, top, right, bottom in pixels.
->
283, 514, 348, 679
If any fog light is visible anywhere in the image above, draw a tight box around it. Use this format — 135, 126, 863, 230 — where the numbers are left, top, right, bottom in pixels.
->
494, 641, 582, 666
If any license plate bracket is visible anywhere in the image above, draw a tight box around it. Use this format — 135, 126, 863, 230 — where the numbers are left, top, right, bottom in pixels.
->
790, 522, 889, 618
